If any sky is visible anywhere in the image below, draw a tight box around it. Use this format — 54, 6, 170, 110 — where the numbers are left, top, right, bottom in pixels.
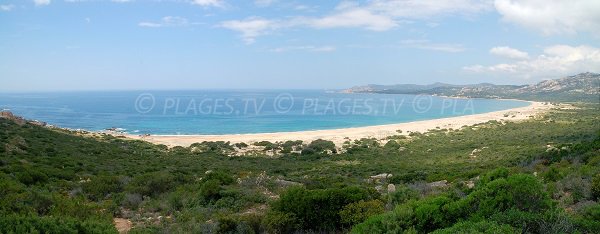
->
0, 0, 599, 91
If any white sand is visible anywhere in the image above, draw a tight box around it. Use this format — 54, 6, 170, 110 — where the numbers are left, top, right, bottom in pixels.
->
127, 101, 551, 147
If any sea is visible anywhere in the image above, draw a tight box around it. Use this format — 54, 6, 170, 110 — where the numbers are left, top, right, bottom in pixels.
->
0, 90, 530, 135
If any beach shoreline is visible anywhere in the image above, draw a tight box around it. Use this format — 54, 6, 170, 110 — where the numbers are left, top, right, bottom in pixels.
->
125, 101, 554, 147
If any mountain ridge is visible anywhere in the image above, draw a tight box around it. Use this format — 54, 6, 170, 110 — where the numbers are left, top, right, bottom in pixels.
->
342, 72, 600, 102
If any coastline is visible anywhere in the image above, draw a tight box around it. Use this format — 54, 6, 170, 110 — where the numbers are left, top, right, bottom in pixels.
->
126, 101, 553, 147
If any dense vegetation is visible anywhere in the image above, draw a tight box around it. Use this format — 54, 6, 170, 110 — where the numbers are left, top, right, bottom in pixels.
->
0, 103, 598, 233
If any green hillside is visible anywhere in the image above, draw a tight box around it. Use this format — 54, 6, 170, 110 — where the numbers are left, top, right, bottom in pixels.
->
0, 104, 599, 233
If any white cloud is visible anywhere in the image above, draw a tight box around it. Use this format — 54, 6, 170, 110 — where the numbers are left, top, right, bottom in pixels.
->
219, 9, 397, 44
139, 22, 161, 27
369, 0, 494, 19
399, 39, 465, 53
254, 0, 276, 7
494, 0, 600, 36
308, 7, 397, 31
34, 0, 50, 6
464, 45, 600, 77
191, 0, 224, 8
220, 18, 278, 44
139, 16, 190, 28
490, 46, 529, 59
220, 0, 493, 43
293, 4, 314, 11
219, 2, 397, 43
306, 0, 492, 31
65, 0, 133, 2
271, 45, 335, 53
0, 4, 14, 11
463, 65, 486, 72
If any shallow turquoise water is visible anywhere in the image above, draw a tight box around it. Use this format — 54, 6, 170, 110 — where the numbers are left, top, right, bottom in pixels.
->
0, 90, 529, 134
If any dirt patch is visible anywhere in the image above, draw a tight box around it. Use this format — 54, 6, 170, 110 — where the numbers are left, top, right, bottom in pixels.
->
113, 218, 132, 234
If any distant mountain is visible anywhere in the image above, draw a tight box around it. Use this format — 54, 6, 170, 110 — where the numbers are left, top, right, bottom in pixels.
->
343, 72, 600, 102
341, 82, 456, 94
516, 72, 598, 94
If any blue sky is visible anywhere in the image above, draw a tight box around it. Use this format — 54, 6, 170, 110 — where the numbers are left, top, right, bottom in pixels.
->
0, 0, 599, 91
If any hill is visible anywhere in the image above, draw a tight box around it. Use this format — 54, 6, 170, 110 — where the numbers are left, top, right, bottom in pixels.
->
343, 72, 600, 102
0, 103, 599, 232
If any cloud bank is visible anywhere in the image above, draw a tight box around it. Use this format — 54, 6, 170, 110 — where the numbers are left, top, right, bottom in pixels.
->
494, 0, 600, 36
464, 45, 600, 77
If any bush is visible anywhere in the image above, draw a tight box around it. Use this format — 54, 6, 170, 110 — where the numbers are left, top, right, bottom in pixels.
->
301, 139, 336, 155
27, 190, 54, 215
198, 171, 235, 203
351, 203, 416, 234
592, 174, 600, 200
383, 140, 401, 150
262, 211, 299, 234
191, 141, 234, 154
200, 179, 223, 202
573, 203, 600, 232
238, 214, 262, 234
387, 186, 419, 207
281, 140, 303, 153
15, 167, 48, 185
203, 171, 235, 185
490, 209, 575, 233
488, 209, 544, 233
455, 174, 552, 218
121, 193, 143, 210
339, 200, 385, 226
390, 171, 427, 184
216, 216, 237, 234
355, 174, 554, 233
82, 175, 124, 201
477, 167, 509, 187
543, 167, 563, 182
430, 220, 517, 234
128, 172, 176, 197
271, 186, 375, 231
253, 141, 279, 151
0, 214, 117, 234
412, 196, 455, 232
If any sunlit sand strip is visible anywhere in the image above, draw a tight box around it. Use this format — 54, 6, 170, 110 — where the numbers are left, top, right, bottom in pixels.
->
126, 101, 552, 147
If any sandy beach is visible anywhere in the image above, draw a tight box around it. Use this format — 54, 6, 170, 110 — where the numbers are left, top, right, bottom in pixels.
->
126, 101, 552, 147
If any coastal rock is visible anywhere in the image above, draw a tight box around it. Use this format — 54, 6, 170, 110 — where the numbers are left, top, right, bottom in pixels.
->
470, 147, 488, 157
275, 179, 302, 187
370, 173, 393, 180
546, 145, 558, 152
387, 184, 396, 193
0, 111, 26, 125
368, 173, 393, 184
0, 111, 15, 119
427, 180, 448, 188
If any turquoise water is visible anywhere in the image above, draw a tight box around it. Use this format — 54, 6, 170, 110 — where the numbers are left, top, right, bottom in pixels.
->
0, 90, 529, 135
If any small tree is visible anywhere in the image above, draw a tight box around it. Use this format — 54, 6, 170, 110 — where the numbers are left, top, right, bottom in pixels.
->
301, 139, 336, 155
